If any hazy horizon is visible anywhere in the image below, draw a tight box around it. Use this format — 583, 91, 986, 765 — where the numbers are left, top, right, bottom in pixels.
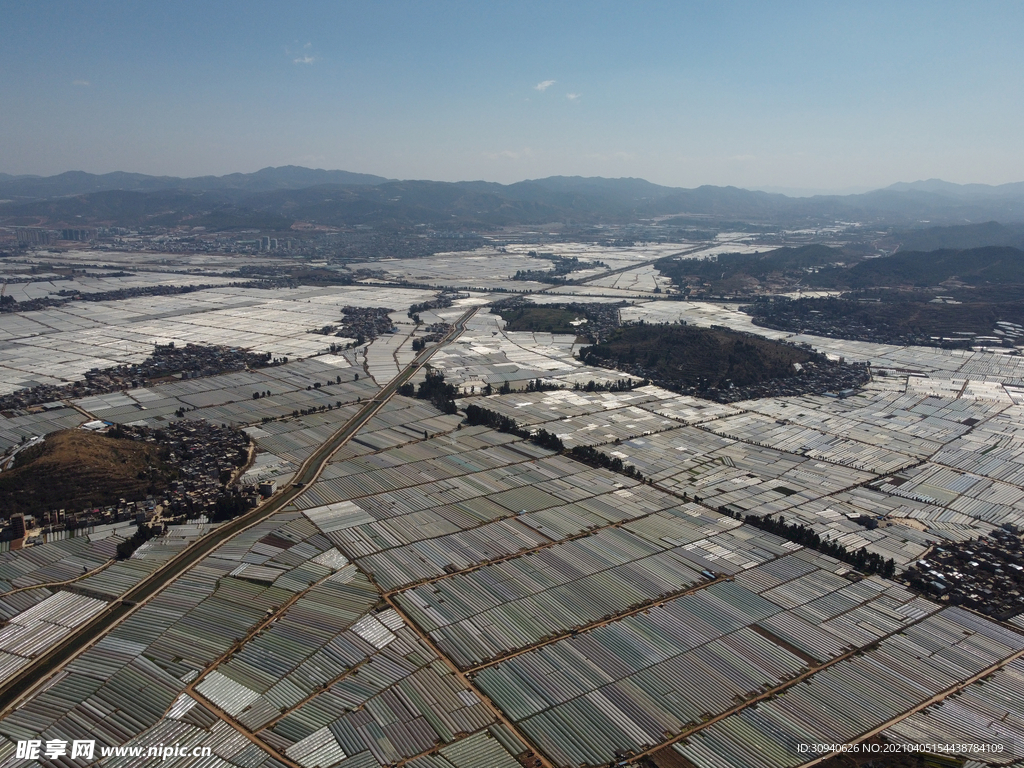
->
3, 1, 1023, 189
3, 166, 1022, 200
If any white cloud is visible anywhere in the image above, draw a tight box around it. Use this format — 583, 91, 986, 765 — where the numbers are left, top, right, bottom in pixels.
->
534, 80, 555, 91
566, 93, 580, 101
288, 42, 316, 64
72, 80, 90, 87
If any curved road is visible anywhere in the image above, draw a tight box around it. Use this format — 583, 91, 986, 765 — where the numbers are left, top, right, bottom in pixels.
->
0, 306, 478, 715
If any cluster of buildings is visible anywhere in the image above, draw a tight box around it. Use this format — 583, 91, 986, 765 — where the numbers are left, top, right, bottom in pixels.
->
1, 496, 155, 546
234, 236, 290, 252
12, 227, 57, 245
2, 223, 495, 263
0, 279, 258, 315
155, 420, 256, 521
907, 528, 1024, 619
335, 305, 400, 342
0, 419, 254, 547
7, 226, 115, 246
0, 343, 274, 412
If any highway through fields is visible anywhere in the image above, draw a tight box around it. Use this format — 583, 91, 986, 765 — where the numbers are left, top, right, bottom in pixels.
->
0, 306, 478, 715
562, 241, 722, 286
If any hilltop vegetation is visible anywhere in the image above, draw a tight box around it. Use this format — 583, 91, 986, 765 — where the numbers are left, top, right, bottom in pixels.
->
0, 429, 174, 515
808, 246, 1024, 289
893, 221, 1024, 252
657, 244, 1024, 297
578, 324, 868, 402
580, 325, 817, 389
748, 295, 1022, 348
655, 245, 850, 296
740, 246, 1024, 347
748, 289, 1024, 348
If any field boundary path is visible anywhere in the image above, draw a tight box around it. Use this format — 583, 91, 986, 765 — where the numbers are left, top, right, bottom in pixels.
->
0, 306, 478, 716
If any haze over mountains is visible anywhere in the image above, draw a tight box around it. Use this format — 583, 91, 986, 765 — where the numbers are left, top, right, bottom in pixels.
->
885, 179, 1024, 198
0, 167, 391, 199
3, 166, 1024, 229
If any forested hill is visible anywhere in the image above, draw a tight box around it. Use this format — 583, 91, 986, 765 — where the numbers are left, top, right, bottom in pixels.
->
894, 222, 1024, 252
808, 246, 1024, 289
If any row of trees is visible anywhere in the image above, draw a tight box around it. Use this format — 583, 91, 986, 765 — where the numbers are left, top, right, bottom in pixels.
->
395, 376, 897, 583
728, 511, 897, 578
573, 378, 647, 392
463, 404, 892, 578
566, 444, 645, 481
463, 404, 644, 479
116, 523, 159, 560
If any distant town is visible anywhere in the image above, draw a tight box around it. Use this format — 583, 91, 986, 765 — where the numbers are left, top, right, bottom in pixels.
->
3, 171, 1024, 768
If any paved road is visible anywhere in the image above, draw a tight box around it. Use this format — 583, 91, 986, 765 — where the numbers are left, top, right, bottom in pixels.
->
0, 306, 478, 715
563, 241, 720, 286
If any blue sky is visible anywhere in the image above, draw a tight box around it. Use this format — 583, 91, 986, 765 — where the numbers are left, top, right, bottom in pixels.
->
2, 1, 1023, 191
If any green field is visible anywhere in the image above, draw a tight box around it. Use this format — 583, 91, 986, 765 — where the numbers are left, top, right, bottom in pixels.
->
496, 305, 588, 335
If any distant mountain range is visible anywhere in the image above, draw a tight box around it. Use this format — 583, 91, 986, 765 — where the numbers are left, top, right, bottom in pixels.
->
884, 179, 1024, 198
0, 166, 390, 200
2, 167, 1024, 230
